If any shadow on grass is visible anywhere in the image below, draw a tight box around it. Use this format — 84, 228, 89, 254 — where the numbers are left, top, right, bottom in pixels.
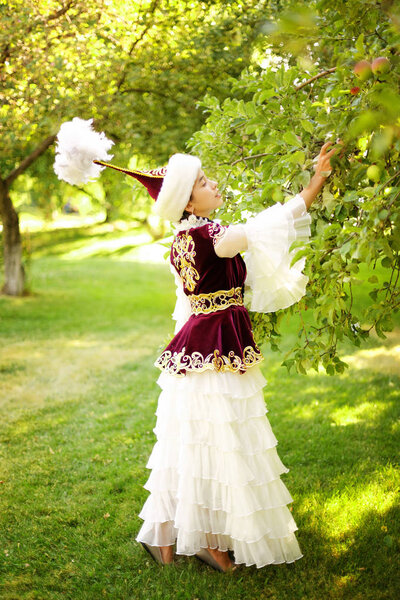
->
260, 368, 400, 599
78, 242, 158, 259
272, 368, 399, 492
18, 221, 156, 259
334, 502, 399, 596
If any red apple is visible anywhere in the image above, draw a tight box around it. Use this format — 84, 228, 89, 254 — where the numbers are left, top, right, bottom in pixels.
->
350, 87, 360, 95
371, 56, 391, 75
353, 60, 372, 81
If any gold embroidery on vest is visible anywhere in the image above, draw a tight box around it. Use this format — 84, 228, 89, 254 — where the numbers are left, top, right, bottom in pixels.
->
189, 287, 244, 315
172, 233, 200, 292
208, 222, 227, 246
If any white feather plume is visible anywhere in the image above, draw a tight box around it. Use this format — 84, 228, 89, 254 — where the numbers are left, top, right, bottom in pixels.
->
53, 117, 114, 185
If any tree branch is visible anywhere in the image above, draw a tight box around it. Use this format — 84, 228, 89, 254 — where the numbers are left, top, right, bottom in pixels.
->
115, 0, 161, 92
295, 67, 337, 91
5, 135, 56, 187
0, 42, 10, 72
230, 152, 274, 166
120, 86, 171, 100
45, 0, 76, 23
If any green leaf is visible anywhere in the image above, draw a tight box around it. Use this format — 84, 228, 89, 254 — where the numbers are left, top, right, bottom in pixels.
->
297, 361, 307, 375
297, 170, 311, 187
258, 88, 277, 103
283, 131, 301, 147
355, 33, 364, 53
288, 150, 306, 165
281, 359, 295, 371
322, 189, 336, 212
300, 119, 314, 133
339, 241, 352, 257
326, 364, 335, 376
290, 248, 309, 267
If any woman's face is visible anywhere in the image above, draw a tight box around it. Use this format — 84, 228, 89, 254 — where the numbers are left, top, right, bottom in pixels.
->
185, 169, 223, 217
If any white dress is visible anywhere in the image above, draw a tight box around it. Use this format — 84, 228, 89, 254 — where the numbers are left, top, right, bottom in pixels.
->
136, 195, 311, 568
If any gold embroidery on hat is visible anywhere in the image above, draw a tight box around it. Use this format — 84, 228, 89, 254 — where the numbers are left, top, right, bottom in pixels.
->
172, 233, 200, 292
189, 287, 243, 315
155, 345, 263, 377
93, 160, 166, 178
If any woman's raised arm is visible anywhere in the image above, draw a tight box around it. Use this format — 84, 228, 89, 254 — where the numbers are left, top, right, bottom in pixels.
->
299, 140, 342, 209
215, 140, 344, 259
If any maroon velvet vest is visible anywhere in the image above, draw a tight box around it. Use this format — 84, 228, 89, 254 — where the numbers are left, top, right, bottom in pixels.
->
155, 221, 263, 376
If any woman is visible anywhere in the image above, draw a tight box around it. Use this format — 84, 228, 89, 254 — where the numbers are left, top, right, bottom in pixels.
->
135, 141, 340, 571
53, 124, 340, 571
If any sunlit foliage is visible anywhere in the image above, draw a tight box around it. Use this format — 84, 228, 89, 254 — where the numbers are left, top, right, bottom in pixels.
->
188, 0, 400, 375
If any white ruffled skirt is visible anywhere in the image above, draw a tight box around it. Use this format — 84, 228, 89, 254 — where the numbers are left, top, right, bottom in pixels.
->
136, 366, 303, 568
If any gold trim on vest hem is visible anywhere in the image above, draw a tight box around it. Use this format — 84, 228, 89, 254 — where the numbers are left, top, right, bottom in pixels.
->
155, 345, 263, 377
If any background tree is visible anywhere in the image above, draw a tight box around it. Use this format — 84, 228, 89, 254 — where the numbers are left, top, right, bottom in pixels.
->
188, 0, 400, 375
0, 0, 274, 295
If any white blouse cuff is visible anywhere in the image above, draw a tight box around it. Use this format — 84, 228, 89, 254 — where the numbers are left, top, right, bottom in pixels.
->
243, 194, 311, 313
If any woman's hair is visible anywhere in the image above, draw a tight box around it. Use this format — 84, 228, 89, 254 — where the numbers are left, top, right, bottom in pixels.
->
179, 193, 193, 222
180, 210, 191, 222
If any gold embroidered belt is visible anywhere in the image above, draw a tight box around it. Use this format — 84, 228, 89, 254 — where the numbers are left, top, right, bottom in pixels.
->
189, 287, 244, 315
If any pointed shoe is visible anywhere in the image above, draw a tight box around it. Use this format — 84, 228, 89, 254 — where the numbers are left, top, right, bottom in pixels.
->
140, 542, 172, 565
195, 548, 236, 573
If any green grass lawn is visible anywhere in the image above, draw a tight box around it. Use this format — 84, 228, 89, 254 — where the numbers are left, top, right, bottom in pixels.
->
0, 222, 399, 600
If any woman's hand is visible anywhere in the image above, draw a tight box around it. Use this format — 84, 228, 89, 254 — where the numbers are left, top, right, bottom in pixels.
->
314, 140, 343, 178
300, 139, 344, 209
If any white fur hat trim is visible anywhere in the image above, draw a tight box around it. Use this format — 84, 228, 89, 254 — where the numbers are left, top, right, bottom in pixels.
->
154, 153, 201, 223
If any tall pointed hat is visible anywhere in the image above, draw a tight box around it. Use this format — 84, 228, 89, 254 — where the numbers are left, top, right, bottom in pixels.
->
54, 117, 201, 222
92, 160, 167, 200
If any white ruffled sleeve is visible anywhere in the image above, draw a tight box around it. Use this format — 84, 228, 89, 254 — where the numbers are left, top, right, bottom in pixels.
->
243, 194, 311, 312
170, 263, 191, 333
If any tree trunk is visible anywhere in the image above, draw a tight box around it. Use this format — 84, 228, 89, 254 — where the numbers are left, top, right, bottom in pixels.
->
0, 178, 25, 296
0, 133, 55, 296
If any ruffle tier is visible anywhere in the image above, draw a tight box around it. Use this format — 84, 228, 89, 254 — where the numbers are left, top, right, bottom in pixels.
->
136, 366, 303, 568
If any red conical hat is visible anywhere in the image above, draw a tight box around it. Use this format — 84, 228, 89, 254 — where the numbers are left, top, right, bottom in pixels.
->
53, 119, 201, 222
93, 160, 167, 200
94, 154, 201, 223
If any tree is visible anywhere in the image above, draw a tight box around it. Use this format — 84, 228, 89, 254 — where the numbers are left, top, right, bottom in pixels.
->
188, 0, 400, 375
0, 0, 272, 295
